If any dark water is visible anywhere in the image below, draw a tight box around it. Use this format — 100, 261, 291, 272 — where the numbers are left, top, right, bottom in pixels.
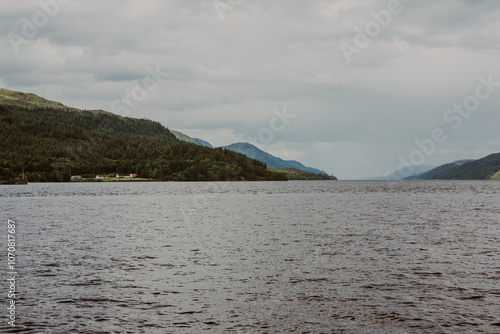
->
1, 181, 500, 333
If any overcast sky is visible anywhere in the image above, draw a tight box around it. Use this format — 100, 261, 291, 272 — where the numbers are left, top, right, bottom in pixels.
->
2, 0, 500, 179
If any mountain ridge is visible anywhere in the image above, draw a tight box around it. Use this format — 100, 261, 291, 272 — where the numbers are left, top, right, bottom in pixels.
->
0, 88, 110, 115
407, 155, 500, 180
222, 142, 329, 176
363, 165, 435, 180
195, 138, 214, 148
171, 131, 330, 176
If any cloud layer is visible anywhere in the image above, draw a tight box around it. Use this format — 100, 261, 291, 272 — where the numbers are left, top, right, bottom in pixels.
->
2, 0, 500, 179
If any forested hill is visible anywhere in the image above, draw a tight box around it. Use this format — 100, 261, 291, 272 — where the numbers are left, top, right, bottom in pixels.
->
409, 154, 500, 180
0, 89, 286, 182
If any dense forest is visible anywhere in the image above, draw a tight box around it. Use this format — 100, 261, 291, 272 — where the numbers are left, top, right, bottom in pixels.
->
0, 104, 287, 182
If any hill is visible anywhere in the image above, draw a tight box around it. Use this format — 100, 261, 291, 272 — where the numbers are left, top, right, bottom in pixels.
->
222, 142, 329, 176
170, 130, 214, 148
363, 165, 435, 180
409, 155, 500, 180
0, 88, 286, 182
194, 138, 214, 148
0, 88, 75, 111
0, 88, 110, 114
170, 130, 199, 145
405, 160, 474, 180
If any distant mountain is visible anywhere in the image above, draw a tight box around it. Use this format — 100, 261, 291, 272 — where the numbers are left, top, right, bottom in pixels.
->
170, 130, 199, 145
405, 160, 474, 180
170, 131, 214, 148
363, 165, 435, 180
222, 142, 328, 175
408, 154, 500, 180
173, 135, 330, 177
194, 138, 213, 148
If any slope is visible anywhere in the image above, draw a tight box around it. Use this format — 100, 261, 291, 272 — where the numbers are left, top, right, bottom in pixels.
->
363, 165, 435, 180
194, 138, 214, 148
170, 130, 199, 145
170, 130, 213, 148
222, 142, 328, 175
412, 155, 500, 180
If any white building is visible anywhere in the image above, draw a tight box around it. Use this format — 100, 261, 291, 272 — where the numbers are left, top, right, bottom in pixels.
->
116, 173, 138, 178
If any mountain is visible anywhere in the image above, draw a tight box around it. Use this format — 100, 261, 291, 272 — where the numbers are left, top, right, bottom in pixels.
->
171, 132, 329, 178
363, 165, 435, 180
408, 154, 500, 180
194, 138, 214, 148
170, 130, 213, 148
405, 160, 474, 180
0, 88, 286, 182
170, 130, 199, 145
222, 142, 329, 176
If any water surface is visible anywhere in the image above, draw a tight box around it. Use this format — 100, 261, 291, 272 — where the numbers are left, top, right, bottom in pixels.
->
1, 181, 499, 333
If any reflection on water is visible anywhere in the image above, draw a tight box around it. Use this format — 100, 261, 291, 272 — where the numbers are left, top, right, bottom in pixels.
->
1, 181, 500, 333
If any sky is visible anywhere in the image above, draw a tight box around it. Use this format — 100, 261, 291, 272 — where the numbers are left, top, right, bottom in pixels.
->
1, 0, 500, 179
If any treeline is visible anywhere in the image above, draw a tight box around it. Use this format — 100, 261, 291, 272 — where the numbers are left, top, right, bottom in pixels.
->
0, 104, 286, 182
268, 167, 336, 180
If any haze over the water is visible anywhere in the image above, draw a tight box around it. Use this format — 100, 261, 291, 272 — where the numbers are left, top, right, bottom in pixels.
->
2, 0, 500, 179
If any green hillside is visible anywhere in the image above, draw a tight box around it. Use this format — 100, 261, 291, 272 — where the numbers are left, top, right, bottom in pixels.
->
414, 154, 500, 180
0, 89, 286, 182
